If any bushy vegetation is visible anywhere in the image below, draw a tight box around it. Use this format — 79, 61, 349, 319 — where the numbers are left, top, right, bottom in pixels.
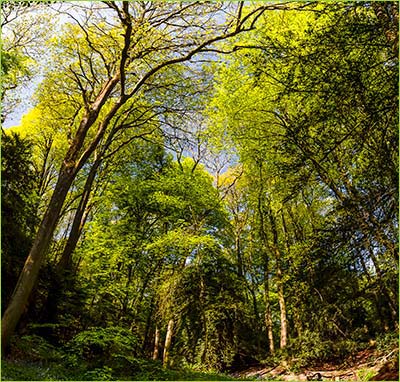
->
284, 332, 363, 369
3, 331, 242, 381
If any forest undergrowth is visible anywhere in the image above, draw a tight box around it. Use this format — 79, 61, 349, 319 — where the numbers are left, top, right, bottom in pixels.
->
1, 331, 398, 381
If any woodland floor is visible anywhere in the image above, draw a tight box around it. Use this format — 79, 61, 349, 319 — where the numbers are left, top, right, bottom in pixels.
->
2, 342, 398, 381
231, 348, 399, 381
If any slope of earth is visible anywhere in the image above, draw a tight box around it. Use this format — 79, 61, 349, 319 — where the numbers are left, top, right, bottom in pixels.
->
231, 347, 399, 381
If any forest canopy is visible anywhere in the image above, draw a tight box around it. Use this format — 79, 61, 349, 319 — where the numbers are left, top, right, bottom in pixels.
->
1, 1, 398, 381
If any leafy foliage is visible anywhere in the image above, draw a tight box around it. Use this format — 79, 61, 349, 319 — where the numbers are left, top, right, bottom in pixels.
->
1, 131, 39, 313
67, 326, 140, 362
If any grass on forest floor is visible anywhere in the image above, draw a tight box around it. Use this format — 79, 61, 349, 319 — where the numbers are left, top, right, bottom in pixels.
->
2, 333, 253, 381
3, 332, 397, 381
1, 359, 252, 381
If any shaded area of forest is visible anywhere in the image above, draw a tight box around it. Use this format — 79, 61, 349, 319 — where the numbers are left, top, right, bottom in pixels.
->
1, 1, 398, 381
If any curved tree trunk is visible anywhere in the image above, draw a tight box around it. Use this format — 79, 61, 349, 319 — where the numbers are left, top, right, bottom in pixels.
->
1, 167, 75, 353
1, 77, 120, 353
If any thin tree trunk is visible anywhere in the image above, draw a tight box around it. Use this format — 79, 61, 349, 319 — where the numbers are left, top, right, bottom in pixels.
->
153, 326, 160, 360
293, 307, 303, 338
199, 275, 209, 363
57, 158, 101, 271
264, 270, 275, 354
120, 265, 133, 319
269, 211, 288, 349
41, 160, 99, 322
248, 282, 259, 320
235, 234, 243, 277
140, 297, 155, 353
278, 210, 289, 348
276, 260, 288, 349
163, 319, 174, 367
257, 161, 275, 354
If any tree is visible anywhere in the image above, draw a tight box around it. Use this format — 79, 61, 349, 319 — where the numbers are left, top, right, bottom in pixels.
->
1, 131, 38, 313
1, 1, 54, 122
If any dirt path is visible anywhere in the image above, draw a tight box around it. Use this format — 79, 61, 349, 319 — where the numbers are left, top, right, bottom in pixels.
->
232, 364, 359, 381
231, 348, 398, 381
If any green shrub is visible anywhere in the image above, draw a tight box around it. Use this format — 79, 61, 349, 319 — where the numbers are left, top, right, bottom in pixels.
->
1, 360, 68, 381
132, 364, 238, 381
376, 332, 398, 354
287, 331, 333, 368
331, 339, 359, 358
83, 366, 114, 381
8, 334, 64, 364
357, 367, 376, 381
64, 326, 146, 377
287, 330, 362, 369
67, 326, 140, 367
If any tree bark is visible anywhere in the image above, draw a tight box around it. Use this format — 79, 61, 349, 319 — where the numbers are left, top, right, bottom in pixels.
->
256, 161, 275, 354
276, 260, 288, 349
163, 319, 174, 367
269, 211, 288, 349
199, 275, 209, 363
235, 232, 244, 277
1, 73, 121, 352
153, 326, 160, 360
1, 167, 75, 353
56, 158, 100, 271
264, 270, 275, 354
1, 68, 123, 351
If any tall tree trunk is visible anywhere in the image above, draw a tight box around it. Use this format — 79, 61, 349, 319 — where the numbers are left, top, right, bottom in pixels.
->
248, 280, 259, 320
199, 275, 209, 363
278, 210, 290, 348
263, 268, 275, 354
120, 264, 133, 320
41, 156, 103, 324
276, 259, 288, 349
57, 158, 100, 271
153, 326, 160, 360
293, 307, 303, 338
257, 161, 275, 354
235, 233, 243, 277
1, 69, 122, 353
1, 167, 75, 353
269, 211, 288, 349
140, 297, 155, 353
163, 319, 174, 367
